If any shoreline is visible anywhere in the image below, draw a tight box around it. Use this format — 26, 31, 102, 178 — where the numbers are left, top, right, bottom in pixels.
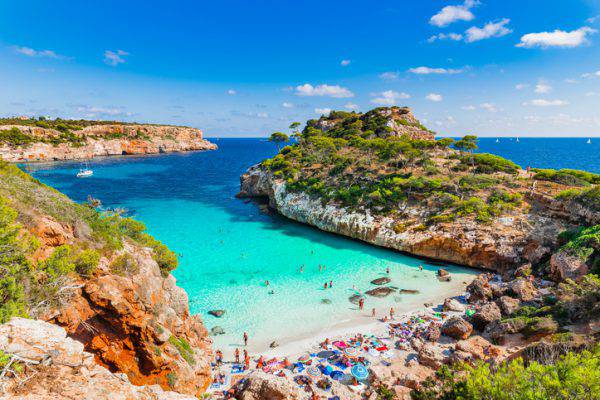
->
213, 275, 475, 360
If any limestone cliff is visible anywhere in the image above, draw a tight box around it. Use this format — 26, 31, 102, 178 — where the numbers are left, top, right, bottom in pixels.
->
0, 162, 212, 397
0, 123, 216, 162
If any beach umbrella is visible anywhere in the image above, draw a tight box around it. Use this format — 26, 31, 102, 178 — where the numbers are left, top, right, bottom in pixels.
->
343, 347, 360, 358
306, 366, 322, 378
351, 364, 369, 381
298, 354, 311, 364
323, 365, 333, 376
330, 371, 344, 381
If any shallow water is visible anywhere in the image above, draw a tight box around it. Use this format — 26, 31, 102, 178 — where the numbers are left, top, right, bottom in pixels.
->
25, 137, 597, 352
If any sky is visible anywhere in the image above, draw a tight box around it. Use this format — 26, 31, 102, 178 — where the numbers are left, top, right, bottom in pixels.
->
1, 0, 600, 137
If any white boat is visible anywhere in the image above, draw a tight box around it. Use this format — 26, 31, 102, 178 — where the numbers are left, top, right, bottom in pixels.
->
76, 162, 93, 178
516, 137, 520, 143
495, 138, 499, 143
587, 138, 592, 144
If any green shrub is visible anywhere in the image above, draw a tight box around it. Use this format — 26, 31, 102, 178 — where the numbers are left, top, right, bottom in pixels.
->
74, 249, 101, 276
534, 168, 600, 186
0, 127, 36, 147
41, 245, 75, 279
168, 336, 195, 365
110, 253, 139, 276
470, 153, 520, 174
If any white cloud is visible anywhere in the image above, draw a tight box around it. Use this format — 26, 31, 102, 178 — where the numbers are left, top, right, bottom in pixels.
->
76, 105, 132, 118
282, 102, 294, 108
408, 66, 463, 74
461, 105, 476, 110
370, 90, 410, 106
344, 103, 359, 110
315, 108, 332, 115
581, 70, 600, 78
564, 78, 578, 84
427, 32, 464, 43
585, 92, 598, 97
103, 50, 129, 66
430, 0, 478, 27
340, 59, 351, 66
379, 71, 399, 81
295, 83, 354, 98
426, 93, 443, 102
524, 99, 569, 106
534, 83, 552, 94
465, 19, 512, 42
586, 15, 600, 24
517, 27, 597, 48
515, 83, 529, 90
13, 46, 64, 59
227, 89, 237, 95
480, 102, 498, 112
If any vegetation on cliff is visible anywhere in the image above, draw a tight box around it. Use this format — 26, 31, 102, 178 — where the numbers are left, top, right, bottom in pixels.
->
260, 107, 597, 228
0, 160, 177, 323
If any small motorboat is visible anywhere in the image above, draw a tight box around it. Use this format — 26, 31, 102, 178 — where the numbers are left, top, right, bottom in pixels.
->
587, 138, 592, 144
76, 161, 93, 178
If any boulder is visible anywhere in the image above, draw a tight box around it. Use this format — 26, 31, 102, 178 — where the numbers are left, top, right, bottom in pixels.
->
438, 275, 452, 282
442, 298, 465, 312
349, 294, 364, 304
426, 325, 441, 342
270, 341, 279, 348
484, 318, 527, 344
371, 277, 391, 285
321, 298, 332, 304
455, 336, 501, 361
514, 263, 532, 278
418, 343, 449, 369
550, 251, 589, 281
208, 310, 225, 318
437, 269, 449, 277
399, 289, 420, 294
211, 326, 225, 336
466, 277, 492, 303
496, 296, 520, 316
234, 370, 305, 400
508, 279, 537, 301
366, 287, 395, 297
490, 283, 507, 298
441, 317, 473, 340
472, 302, 501, 330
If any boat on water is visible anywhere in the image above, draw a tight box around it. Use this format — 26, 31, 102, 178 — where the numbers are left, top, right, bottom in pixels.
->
76, 161, 93, 178
495, 138, 499, 143
516, 137, 520, 143
588, 138, 592, 144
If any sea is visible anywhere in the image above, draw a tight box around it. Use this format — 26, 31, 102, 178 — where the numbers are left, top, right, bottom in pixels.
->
24, 137, 599, 352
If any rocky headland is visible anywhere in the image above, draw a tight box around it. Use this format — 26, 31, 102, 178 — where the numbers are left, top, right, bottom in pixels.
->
0, 161, 213, 398
239, 107, 598, 273
0, 119, 216, 162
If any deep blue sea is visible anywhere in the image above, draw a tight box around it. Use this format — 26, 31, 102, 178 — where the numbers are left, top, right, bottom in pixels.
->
25, 137, 599, 353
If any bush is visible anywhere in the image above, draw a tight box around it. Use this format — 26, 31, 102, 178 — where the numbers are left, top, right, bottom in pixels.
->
534, 168, 600, 186
110, 253, 139, 276
412, 345, 600, 400
74, 249, 101, 276
168, 336, 195, 365
0, 127, 36, 147
41, 245, 75, 279
470, 153, 520, 174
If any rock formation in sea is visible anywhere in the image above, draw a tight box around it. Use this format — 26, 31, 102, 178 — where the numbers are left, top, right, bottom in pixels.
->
0, 122, 217, 162
239, 107, 598, 273
0, 162, 212, 397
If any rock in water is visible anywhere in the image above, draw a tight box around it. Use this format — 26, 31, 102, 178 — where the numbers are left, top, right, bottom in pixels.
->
437, 269, 449, 277
321, 298, 332, 304
366, 287, 395, 297
443, 298, 465, 312
211, 326, 225, 336
371, 277, 391, 285
270, 341, 279, 348
399, 289, 420, 294
349, 294, 364, 304
208, 309, 225, 318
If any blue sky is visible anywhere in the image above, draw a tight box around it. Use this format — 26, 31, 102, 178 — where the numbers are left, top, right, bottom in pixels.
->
1, 0, 600, 137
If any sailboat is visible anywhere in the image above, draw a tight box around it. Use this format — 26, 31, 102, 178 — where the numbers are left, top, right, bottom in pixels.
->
587, 138, 592, 144
76, 161, 93, 178
516, 137, 520, 143
495, 138, 499, 143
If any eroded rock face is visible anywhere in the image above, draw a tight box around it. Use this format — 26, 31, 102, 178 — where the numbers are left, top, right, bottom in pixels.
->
442, 298, 465, 312
496, 296, 520, 316
508, 278, 538, 301
550, 251, 589, 281
472, 302, 502, 330
0, 318, 196, 400
239, 167, 580, 272
0, 124, 216, 162
52, 243, 213, 396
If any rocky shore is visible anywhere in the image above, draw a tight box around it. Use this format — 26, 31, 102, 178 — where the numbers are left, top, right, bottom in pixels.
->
0, 124, 216, 162
239, 164, 594, 272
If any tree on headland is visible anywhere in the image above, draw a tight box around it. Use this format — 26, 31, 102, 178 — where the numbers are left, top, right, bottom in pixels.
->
436, 137, 454, 148
454, 135, 478, 168
269, 132, 289, 151
289, 122, 302, 140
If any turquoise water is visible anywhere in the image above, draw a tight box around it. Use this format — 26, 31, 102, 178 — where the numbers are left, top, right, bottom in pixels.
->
25, 138, 597, 352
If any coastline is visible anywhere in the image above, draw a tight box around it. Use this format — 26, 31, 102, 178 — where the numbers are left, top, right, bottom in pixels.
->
214, 275, 474, 360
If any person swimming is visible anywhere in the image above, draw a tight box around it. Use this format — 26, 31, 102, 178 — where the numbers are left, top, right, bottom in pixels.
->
386, 266, 390, 274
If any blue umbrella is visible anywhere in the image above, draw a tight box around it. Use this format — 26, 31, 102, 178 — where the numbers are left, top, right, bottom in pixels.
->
351, 364, 369, 380
323, 365, 333, 376
330, 371, 344, 381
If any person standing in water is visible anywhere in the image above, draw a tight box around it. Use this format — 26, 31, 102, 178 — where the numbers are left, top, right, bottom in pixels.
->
243, 332, 248, 346
372, 308, 376, 317
329, 280, 333, 288
386, 266, 390, 274
419, 265, 423, 271
323, 282, 328, 290
358, 298, 364, 311
390, 307, 395, 319
235, 348, 240, 364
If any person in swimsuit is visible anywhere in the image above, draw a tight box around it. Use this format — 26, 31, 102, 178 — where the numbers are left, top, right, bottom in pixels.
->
243, 332, 248, 346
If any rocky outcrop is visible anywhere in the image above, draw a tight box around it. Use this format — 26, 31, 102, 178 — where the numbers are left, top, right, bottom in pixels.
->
51, 243, 213, 396
442, 317, 473, 340
0, 318, 196, 400
550, 251, 589, 281
239, 167, 581, 272
0, 124, 216, 162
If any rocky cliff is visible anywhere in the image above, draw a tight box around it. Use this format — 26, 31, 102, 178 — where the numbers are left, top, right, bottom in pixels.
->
0, 162, 213, 397
239, 107, 598, 273
0, 123, 216, 162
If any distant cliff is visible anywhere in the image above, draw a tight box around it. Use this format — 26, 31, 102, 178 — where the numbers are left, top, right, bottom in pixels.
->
0, 122, 216, 162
